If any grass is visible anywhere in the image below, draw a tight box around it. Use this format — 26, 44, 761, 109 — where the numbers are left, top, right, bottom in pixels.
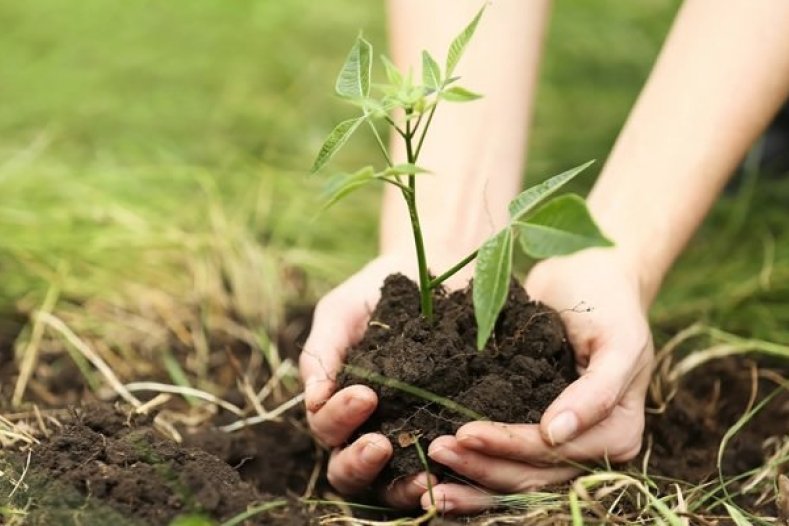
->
0, 0, 787, 524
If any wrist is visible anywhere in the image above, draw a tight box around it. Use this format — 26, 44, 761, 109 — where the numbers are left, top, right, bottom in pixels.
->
587, 194, 670, 308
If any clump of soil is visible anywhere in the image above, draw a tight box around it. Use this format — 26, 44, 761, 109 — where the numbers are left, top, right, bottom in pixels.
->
338, 274, 576, 480
12, 403, 304, 525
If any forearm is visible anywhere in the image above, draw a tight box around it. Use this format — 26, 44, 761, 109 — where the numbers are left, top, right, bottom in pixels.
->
589, 0, 789, 304
381, 0, 550, 271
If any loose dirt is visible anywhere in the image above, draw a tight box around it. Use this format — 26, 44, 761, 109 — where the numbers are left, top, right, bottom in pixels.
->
338, 274, 576, 481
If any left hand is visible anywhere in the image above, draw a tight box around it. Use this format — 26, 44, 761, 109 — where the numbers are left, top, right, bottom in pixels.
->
417, 249, 655, 514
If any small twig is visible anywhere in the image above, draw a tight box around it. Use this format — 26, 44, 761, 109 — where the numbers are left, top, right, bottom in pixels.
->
12, 283, 60, 406
256, 360, 297, 403
135, 393, 172, 415
124, 382, 244, 416
37, 312, 142, 408
8, 451, 31, 500
220, 393, 305, 432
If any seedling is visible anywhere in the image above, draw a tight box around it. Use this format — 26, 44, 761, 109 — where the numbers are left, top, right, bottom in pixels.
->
312, 7, 612, 349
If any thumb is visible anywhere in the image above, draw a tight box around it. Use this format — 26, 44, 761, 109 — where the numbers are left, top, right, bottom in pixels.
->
539, 333, 649, 445
299, 289, 369, 413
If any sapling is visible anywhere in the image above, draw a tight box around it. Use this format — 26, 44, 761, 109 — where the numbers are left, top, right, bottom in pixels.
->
312, 7, 612, 350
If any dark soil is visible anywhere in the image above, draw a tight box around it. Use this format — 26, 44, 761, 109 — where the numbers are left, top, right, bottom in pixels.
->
6, 403, 316, 526
644, 357, 789, 517
338, 274, 577, 481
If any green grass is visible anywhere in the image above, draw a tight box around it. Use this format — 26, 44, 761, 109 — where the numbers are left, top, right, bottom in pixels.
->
0, 0, 688, 316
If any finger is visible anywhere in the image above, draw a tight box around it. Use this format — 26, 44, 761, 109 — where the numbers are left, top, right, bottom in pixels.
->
540, 331, 652, 445
457, 374, 649, 464
383, 472, 438, 509
427, 436, 581, 493
420, 483, 495, 514
327, 433, 392, 495
307, 385, 377, 447
300, 291, 369, 412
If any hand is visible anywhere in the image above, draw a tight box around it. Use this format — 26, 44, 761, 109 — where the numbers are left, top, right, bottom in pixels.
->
420, 248, 654, 514
299, 254, 440, 507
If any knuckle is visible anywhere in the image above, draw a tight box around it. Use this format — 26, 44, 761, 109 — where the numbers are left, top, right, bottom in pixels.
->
591, 385, 619, 418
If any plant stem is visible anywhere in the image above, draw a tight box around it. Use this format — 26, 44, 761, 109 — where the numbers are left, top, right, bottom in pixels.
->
414, 103, 438, 159
429, 249, 478, 289
380, 176, 412, 194
404, 116, 433, 320
366, 119, 392, 167
385, 116, 407, 139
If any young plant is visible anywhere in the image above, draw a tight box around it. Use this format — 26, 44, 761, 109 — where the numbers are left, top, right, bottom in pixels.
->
311, 7, 612, 349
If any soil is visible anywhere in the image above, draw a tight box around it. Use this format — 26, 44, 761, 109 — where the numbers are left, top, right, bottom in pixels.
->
643, 357, 789, 517
4, 403, 317, 526
338, 274, 577, 481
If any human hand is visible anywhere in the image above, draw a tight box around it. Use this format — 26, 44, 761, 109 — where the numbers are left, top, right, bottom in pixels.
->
300, 254, 449, 507
420, 248, 654, 513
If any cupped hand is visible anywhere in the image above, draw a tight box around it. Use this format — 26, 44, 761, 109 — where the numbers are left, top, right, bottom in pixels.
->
421, 248, 655, 514
300, 254, 443, 507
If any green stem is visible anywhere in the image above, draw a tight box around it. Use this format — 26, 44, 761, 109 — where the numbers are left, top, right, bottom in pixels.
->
344, 364, 486, 421
429, 249, 478, 289
405, 116, 433, 320
385, 116, 407, 139
366, 119, 392, 167
414, 103, 438, 159
379, 176, 412, 194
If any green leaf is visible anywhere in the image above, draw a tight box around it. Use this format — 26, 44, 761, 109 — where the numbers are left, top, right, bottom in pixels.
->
508, 160, 595, 221
723, 504, 753, 526
517, 194, 613, 258
421, 50, 441, 90
311, 117, 365, 173
336, 35, 372, 98
322, 166, 376, 209
446, 6, 485, 76
385, 163, 430, 176
380, 55, 403, 86
473, 229, 513, 350
440, 86, 482, 102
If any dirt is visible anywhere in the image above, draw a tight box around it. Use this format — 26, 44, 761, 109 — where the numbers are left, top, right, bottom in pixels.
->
643, 357, 789, 517
3, 403, 317, 525
181, 419, 318, 498
338, 274, 577, 481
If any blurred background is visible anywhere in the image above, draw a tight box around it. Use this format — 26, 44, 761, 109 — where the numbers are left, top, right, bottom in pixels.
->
1, 0, 787, 361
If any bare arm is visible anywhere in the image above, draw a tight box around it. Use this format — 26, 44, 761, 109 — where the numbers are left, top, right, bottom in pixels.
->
382, 0, 550, 281
590, 0, 789, 305
421, 0, 789, 513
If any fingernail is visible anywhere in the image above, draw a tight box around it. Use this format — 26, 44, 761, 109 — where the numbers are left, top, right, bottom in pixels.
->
547, 411, 578, 445
428, 446, 460, 466
361, 440, 388, 465
457, 434, 484, 450
304, 376, 321, 411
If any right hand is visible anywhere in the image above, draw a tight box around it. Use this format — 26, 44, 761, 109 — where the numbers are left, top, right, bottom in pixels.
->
299, 254, 436, 507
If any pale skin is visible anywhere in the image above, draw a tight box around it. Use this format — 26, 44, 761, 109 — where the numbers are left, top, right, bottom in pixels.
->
299, 0, 789, 513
